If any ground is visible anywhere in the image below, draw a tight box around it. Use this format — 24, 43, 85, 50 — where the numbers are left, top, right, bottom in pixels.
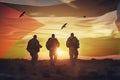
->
0, 59, 120, 80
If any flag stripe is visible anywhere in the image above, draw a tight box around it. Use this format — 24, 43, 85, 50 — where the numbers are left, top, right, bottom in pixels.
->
0, 4, 43, 57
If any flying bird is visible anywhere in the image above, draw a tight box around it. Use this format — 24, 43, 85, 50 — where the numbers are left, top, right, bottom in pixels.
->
61, 23, 67, 30
83, 16, 86, 18
19, 11, 26, 18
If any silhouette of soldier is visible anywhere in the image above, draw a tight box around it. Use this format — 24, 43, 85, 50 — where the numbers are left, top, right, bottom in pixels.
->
26, 35, 42, 65
46, 34, 60, 65
66, 33, 79, 65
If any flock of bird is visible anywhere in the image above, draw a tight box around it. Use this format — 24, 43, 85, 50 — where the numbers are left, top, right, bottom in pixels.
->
19, 11, 86, 30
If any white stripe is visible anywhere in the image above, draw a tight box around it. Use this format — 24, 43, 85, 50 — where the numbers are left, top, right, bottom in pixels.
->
0, 0, 74, 6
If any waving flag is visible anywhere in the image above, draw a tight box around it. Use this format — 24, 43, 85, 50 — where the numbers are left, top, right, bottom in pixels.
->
0, 0, 120, 59
0, 4, 43, 58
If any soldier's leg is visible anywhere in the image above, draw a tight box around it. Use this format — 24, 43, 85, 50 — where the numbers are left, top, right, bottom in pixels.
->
32, 54, 37, 65
70, 53, 73, 60
73, 50, 78, 65
49, 51, 54, 65
74, 50, 78, 60
34, 53, 38, 64
69, 53, 74, 64
69, 48, 73, 60
54, 53, 57, 64
30, 53, 34, 64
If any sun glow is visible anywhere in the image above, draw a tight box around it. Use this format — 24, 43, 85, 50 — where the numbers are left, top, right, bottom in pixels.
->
57, 48, 64, 56
56, 48, 69, 59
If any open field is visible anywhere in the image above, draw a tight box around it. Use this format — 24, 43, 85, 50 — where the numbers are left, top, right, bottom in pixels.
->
0, 59, 120, 80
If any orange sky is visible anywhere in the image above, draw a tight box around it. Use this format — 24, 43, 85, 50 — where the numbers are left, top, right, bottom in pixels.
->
0, 3, 120, 60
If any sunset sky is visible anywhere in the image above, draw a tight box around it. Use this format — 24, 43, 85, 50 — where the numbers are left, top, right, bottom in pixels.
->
0, 0, 120, 60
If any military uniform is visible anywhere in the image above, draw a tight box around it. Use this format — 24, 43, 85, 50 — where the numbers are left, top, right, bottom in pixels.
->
66, 35, 79, 64
27, 36, 42, 65
46, 36, 59, 65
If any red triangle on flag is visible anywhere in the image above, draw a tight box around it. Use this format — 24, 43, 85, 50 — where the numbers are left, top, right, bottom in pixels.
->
0, 4, 43, 57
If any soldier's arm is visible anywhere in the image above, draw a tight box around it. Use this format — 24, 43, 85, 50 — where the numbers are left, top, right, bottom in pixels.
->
75, 37, 80, 48
39, 43, 42, 48
55, 38, 60, 47
46, 38, 51, 50
36, 40, 42, 48
66, 37, 70, 47
57, 39, 60, 47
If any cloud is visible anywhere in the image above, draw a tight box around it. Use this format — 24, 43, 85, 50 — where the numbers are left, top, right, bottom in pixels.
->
29, 10, 118, 39
0, 0, 74, 6
61, 0, 75, 3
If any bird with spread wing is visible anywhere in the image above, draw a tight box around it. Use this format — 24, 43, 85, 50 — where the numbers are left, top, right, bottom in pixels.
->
61, 23, 67, 30
19, 11, 26, 18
